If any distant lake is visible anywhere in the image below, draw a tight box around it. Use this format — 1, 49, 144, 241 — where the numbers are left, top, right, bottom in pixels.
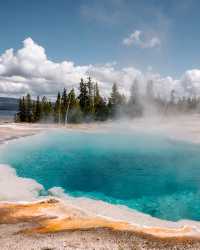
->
0, 110, 17, 120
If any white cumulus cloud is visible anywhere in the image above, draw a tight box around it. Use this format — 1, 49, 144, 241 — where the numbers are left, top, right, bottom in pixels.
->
0, 38, 141, 97
0, 37, 200, 100
123, 30, 161, 48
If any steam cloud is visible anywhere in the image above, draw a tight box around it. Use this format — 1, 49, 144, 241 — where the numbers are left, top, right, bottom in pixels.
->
0, 37, 200, 99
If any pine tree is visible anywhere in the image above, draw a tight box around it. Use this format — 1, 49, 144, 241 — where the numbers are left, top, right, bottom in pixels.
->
87, 77, 94, 115
109, 83, 124, 118
94, 82, 101, 107
127, 80, 143, 117
67, 89, 83, 123
16, 97, 26, 122
93, 82, 108, 120
61, 88, 68, 123
41, 96, 52, 122
25, 94, 33, 122
54, 92, 61, 123
34, 96, 41, 122
78, 78, 90, 118
95, 97, 109, 121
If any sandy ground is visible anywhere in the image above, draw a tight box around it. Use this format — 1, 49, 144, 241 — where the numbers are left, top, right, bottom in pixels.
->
0, 123, 44, 143
1, 115, 200, 249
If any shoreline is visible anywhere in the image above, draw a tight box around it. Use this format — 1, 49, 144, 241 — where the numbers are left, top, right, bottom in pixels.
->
1, 116, 200, 249
2, 198, 200, 250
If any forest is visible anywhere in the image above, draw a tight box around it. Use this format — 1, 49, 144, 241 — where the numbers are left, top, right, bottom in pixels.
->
16, 77, 200, 123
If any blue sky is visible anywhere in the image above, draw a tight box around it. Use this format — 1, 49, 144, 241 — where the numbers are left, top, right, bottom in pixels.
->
0, 0, 198, 77
0, 0, 200, 98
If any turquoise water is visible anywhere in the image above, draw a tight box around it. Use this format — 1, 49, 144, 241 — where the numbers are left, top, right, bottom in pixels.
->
1, 130, 200, 221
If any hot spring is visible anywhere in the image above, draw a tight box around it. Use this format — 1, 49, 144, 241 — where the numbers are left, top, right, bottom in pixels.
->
1, 129, 200, 222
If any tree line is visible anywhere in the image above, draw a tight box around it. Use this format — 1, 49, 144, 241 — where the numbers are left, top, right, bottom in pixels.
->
16, 77, 200, 123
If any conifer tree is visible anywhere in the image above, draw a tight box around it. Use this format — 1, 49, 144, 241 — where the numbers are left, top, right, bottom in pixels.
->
54, 92, 61, 123
67, 88, 82, 123
34, 96, 41, 122
25, 93, 33, 122
41, 96, 52, 122
94, 82, 101, 107
61, 88, 68, 123
127, 80, 143, 117
87, 77, 94, 115
109, 83, 124, 118
17, 97, 26, 122
93, 82, 108, 120
95, 97, 109, 121
78, 78, 90, 118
